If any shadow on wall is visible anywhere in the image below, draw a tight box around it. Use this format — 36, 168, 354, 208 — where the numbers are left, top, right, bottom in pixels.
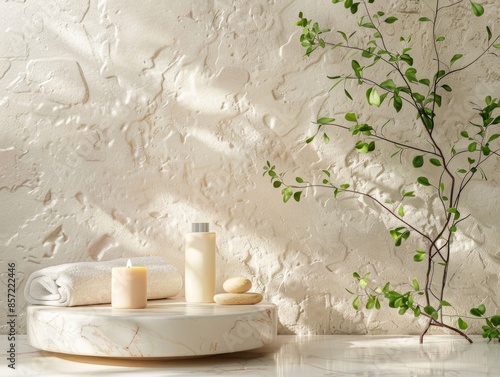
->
0, 0, 338, 336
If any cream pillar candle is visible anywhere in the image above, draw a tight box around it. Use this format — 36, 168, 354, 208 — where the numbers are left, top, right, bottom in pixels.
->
111, 259, 147, 309
185, 223, 216, 303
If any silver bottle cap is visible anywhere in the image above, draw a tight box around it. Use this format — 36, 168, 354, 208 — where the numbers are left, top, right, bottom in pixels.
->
192, 223, 209, 232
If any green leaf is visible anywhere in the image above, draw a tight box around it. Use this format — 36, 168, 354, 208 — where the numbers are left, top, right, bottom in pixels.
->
394, 297, 403, 308
488, 134, 500, 143
417, 176, 431, 186
450, 54, 463, 65
405, 67, 418, 82
403, 191, 415, 198
293, 191, 302, 202
436, 36, 445, 42
419, 78, 430, 86
491, 315, 500, 326
419, 17, 431, 22
380, 79, 397, 91
414, 306, 421, 317
398, 205, 405, 217
356, 139, 368, 151
440, 300, 451, 307
429, 158, 442, 166
345, 112, 357, 122
323, 133, 330, 144
478, 304, 486, 315
424, 305, 439, 320
295, 177, 304, 183
468, 142, 477, 152
458, 318, 468, 330
393, 92, 403, 112
487, 26, 492, 42
412, 279, 420, 291
447, 207, 461, 220
368, 87, 381, 106
306, 135, 315, 144
384, 16, 398, 24
413, 253, 425, 262
359, 278, 368, 289
273, 181, 282, 188
350, 3, 360, 14
441, 84, 452, 92
470, 308, 482, 317
352, 60, 362, 79
353, 296, 360, 310
344, 89, 353, 100
360, 21, 376, 29
338, 30, 348, 42
470, 1, 484, 17
317, 117, 335, 124
398, 306, 408, 315
412, 92, 425, 103
282, 187, 293, 203
412, 155, 424, 168
366, 297, 375, 309
400, 53, 413, 66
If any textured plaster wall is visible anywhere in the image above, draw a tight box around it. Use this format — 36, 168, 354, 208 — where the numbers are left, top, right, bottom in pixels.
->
0, 0, 499, 335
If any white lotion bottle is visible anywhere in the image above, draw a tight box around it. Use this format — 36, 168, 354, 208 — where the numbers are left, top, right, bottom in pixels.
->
184, 223, 216, 303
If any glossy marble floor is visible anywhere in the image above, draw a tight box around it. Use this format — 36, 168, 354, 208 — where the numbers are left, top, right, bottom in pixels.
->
2, 335, 499, 376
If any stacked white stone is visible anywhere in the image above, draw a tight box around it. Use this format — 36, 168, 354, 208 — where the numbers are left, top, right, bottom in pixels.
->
214, 277, 263, 305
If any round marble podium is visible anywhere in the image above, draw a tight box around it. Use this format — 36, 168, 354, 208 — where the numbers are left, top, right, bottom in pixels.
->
27, 299, 277, 358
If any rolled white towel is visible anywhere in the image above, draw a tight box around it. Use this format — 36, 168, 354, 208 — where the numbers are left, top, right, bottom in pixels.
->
24, 257, 183, 307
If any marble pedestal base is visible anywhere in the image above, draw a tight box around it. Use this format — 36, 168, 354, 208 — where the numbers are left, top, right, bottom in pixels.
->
27, 299, 277, 358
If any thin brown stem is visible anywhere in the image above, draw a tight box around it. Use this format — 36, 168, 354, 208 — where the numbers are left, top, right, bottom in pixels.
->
317, 121, 437, 156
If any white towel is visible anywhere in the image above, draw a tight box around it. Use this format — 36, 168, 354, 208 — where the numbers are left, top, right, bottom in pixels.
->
24, 257, 183, 307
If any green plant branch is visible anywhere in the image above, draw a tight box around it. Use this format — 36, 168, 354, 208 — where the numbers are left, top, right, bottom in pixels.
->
340, 75, 419, 110
439, 35, 500, 83
360, 0, 393, 66
420, 316, 473, 344
352, 276, 473, 343
438, 0, 465, 12
315, 120, 438, 156
323, 42, 396, 68
271, 172, 434, 244
276, 0, 500, 343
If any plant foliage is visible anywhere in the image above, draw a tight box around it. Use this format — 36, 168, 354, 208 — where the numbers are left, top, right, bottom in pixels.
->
263, 0, 500, 343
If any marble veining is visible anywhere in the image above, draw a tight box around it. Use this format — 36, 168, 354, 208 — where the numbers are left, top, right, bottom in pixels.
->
3, 335, 499, 377
27, 299, 277, 358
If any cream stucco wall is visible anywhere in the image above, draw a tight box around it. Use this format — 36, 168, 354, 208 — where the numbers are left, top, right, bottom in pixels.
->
1, 0, 499, 335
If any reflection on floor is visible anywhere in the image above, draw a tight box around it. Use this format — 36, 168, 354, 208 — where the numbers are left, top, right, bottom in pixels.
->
2, 335, 499, 376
